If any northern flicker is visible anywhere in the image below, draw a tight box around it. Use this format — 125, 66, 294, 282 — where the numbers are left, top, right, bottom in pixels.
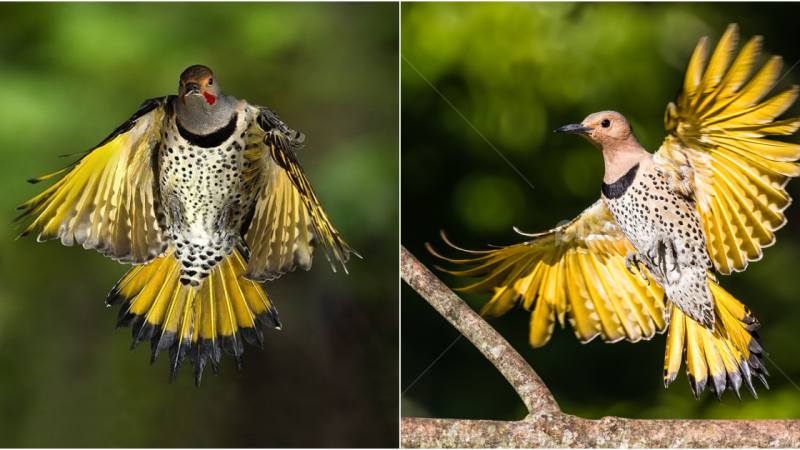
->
14, 65, 357, 385
430, 25, 799, 400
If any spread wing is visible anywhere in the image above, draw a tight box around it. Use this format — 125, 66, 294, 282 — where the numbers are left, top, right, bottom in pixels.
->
430, 200, 667, 347
14, 97, 172, 264
240, 107, 356, 282
654, 24, 800, 275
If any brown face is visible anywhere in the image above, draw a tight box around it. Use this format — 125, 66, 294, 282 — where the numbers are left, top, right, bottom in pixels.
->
581, 111, 633, 141
178, 65, 220, 106
555, 110, 635, 150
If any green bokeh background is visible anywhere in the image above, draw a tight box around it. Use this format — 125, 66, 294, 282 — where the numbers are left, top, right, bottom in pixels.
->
402, 3, 800, 422
0, 3, 398, 447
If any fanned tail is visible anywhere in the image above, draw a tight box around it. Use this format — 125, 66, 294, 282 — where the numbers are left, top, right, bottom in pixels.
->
108, 247, 280, 385
663, 276, 768, 400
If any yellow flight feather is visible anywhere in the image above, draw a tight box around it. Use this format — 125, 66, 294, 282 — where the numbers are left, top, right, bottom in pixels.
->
657, 23, 800, 274
14, 99, 170, 264
430, 200, 667, 348
242, 131, 357, 283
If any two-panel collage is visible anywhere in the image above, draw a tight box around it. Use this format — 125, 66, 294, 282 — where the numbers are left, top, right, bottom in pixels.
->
2, 2, 800, 449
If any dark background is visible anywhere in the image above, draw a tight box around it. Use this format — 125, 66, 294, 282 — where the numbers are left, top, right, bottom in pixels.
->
0, 3, 398, 447
402, 3, 800, 422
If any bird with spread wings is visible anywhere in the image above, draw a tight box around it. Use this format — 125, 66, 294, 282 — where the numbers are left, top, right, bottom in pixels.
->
14, 65, 357, 384
431, 25, 798, 400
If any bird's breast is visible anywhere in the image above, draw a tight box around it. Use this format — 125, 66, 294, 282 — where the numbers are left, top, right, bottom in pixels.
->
158, 112, 258, 238
604, 166, 713, 282
157, 111, 262, 285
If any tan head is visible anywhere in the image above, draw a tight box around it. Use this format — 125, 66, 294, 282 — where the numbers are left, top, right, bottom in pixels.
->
555, 111, 649, 183
554, 111, 640, 150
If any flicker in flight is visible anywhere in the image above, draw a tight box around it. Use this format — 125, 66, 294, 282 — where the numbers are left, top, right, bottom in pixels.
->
431, 25, 799, 400
15, 65, 357, 385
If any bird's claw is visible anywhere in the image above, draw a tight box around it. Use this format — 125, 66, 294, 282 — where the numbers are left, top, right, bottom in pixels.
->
215, 204, 233, 232
626, 252, 649, 286
167, 194, 184, 226
648, 235, 680, 281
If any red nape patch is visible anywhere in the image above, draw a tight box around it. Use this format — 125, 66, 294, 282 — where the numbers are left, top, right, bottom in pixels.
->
180, 95, 186, 105
203, 91, 216, 105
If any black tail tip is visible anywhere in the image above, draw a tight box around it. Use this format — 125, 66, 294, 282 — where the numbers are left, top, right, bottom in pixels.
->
194, 368, 204, 387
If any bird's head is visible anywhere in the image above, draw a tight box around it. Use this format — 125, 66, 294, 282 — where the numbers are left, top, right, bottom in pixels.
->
178, 64, 222, 107
554, 111, 639, 151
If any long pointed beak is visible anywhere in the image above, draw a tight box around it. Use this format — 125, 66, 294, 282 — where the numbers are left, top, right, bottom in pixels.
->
554, 124, 593, 135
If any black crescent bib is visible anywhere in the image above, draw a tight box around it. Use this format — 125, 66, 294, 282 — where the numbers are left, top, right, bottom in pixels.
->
177, 113, 239, 148
602, 163, 639, 199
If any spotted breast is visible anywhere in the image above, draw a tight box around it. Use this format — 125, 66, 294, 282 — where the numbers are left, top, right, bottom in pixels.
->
159, 101, 260, 287
602, 156, 715, 328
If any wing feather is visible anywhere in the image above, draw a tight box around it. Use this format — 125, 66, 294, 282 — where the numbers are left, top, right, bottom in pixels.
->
431, 200, 667, 347
14, 97, 171, 264
240, 107, 355, 282
656, 24, 799, 274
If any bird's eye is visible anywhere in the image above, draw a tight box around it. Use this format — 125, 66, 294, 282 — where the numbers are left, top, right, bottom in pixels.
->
601, 119, 611, 128
208, 77, 214, 86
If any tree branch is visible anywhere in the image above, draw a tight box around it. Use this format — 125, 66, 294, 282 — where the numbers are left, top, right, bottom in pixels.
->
401, 417, 800, 448
400, 245, 560, 417
400, 245, 800, 448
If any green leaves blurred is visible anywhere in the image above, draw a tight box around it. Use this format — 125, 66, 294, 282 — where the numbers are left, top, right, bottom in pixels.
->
0, 3, 398, 447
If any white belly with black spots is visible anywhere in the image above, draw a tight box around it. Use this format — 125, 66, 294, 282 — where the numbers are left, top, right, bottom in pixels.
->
159, 112, 257, 286
604, 164, 716, 327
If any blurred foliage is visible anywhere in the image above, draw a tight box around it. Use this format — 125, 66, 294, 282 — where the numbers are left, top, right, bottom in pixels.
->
402, 2, 800, 423
0, 3, 398, 447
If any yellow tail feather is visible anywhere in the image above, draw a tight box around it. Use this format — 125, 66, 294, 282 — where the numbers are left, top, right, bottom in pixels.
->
108, 247, 280, 385
663, 278, 767, 400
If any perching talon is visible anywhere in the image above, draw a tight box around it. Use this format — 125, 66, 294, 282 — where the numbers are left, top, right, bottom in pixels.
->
626, 251, 650, 285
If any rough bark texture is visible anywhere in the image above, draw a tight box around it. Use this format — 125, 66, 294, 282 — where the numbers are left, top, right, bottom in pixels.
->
400, 246, 800, 448
401, 246, 560, 417
401, 417, 800, 448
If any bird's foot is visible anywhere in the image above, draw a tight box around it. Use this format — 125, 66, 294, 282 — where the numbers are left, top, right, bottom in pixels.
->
648, 235, 680, 281
214, 204, 234, 237
167, 194, 184, 225
625, 251, 650, 285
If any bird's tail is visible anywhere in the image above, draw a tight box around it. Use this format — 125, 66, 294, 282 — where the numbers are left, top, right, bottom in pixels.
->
108, 247, 280, 385
663, 276, 768, 400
